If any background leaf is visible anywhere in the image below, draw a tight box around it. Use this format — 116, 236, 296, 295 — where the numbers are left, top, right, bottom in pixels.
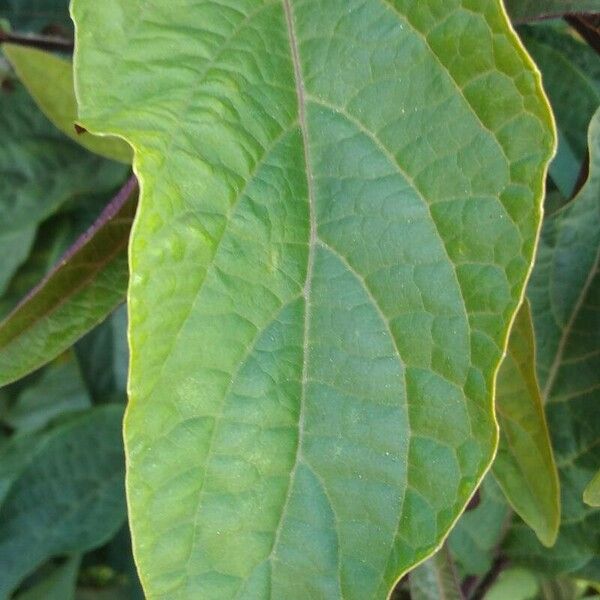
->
409, 545, 463, 600
519, 24, 600, 200
15, 556, 81, 600
0, 177, 136, 386
506, 109, 600, 579
0, 0, 72, 34
72, 0, 554, 597
505, 1, 600, 23
3, 45, 132, 164
583, 471, 600, 507
493, 300, 560, 547
0, 405, 126, 598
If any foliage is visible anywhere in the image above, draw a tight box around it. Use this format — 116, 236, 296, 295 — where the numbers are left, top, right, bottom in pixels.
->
0, 1, 598, 599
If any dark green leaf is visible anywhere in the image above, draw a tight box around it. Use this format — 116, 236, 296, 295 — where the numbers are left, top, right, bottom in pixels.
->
15, 556, 80, 600
409, 545, 463, 600
0, 177, 136, 386
505, 1, 600, 23
0, 405, 126, 597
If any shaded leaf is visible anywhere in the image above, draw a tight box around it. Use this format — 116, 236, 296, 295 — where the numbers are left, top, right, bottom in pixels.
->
583, 471, 600, 507
507, 109, 600, 579
409, 545, 463, 600
0, 73, 127, 295
0, 0, 72, 34
449, 476, 511, 577
2, 355, 91, 432
505, 0, 600, 23
3, 45, 132, 163
72, 1, 555, 597
485, 567, 539, 600
519, 24, 600, 199
493, 300, 560, 547
16, 556, 81, 600
0, 405, 126, 597
0, 177, 136, 386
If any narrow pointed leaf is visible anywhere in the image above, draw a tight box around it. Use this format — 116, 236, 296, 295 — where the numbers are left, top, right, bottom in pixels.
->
493, 300, 560, 547
583, 471, 600, 507
507, 109, 600, 578
505, 0, 600, 23
409, 545, 463, 600
72, 1, 554, 597
2, 44, 132, 164
0, 177, 136, 387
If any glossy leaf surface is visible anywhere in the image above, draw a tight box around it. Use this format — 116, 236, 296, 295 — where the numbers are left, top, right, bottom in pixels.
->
507, 109, 600, 579
493, 300, 560, 547
0, 177, 136, 386
73, 1, 554, 597
3, 44, 132, 163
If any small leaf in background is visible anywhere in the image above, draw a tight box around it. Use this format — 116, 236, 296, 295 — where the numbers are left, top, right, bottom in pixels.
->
507, 109, 600, 579
584, 471, 600, 507
0, 405, 126, 597
485, 567, 539, 600
15, 555, 80, 600
3, 45, 132, 164
493, 300, 560, 547
449, 476, 511, 577
0, 177, 136, 386
409, 544, 463, 600
0, 71, 128, 295
519, 24, 600, 200
505, 0, 600, 23
2, 355, 91, 432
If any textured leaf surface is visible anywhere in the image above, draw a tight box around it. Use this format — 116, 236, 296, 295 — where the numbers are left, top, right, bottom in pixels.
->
519, 24, 600, 198
409, 545, 463, 600
0, 177, 136, 386
0, 406, 126, 598
3, 45, 132, 163
493, 300, 560, 546
0, 74, 127, 295
505, 0, 600, 22
507, 109, 600, 579
583, 471, 600, 507
73, 1, 554, 597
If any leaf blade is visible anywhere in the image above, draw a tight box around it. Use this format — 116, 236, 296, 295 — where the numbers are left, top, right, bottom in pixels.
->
72, 1, 555, 597
3, 44, 132, 164
493, 300, 560, 547
0, 177, 136, 386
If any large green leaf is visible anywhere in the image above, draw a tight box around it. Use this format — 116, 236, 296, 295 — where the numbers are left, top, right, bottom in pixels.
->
493, 300, 560, 546
0, 406, 126, 598
505, 0, 600, 23
3, 45, 132, 163
409, 545, 463, 600
73, 1, 554, 597
0, 73, 127, 295
507, 109, 600, 579
519, 24, 600, 199
0, 177, 136, 386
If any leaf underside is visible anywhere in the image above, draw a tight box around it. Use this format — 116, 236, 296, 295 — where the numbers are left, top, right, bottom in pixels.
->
72, 1, 554, 598
504, 0, 600, 22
